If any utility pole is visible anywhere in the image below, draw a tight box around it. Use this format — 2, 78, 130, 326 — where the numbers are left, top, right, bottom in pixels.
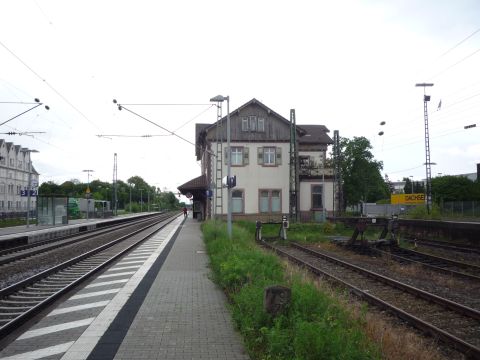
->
289, 109, 299, 222
415, 83, 434, 214
112, 153, 118, 216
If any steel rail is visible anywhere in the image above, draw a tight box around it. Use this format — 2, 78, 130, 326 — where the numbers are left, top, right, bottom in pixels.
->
0, 214, 169, 266
372, 246, 480, 281
292, 242, 480, 320
0, 213, 180, 339
0, 213, 160, 256
262, 241, 480, 358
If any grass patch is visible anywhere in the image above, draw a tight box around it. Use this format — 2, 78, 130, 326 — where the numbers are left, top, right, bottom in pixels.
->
202, 220, 380, 359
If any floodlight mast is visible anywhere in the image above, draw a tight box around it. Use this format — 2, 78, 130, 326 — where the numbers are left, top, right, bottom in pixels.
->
415, 83, 434, 214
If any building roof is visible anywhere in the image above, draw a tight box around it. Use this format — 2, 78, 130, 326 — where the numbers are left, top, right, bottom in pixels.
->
195, 98, 333, 156
298, 125, 333, 144
177, 174, 207, 194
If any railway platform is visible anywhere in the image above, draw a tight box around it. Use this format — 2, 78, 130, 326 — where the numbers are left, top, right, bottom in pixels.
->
0, 216, 249, 360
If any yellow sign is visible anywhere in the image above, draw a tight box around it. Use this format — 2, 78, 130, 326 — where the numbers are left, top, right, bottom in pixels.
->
86, 187, 91, 194
391, 193, 425, 205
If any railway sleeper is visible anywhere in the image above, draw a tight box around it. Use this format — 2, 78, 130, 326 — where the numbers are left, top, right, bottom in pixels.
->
9, 294, 49, 300
0, 306, 31, 312
17, 291, 55, 297
1, 298, 42, 305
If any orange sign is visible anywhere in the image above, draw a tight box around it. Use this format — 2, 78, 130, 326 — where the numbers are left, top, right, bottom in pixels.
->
391, 193, 425, 205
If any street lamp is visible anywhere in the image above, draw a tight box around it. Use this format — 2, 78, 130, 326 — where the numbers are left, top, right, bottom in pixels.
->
210, 95, 231, 239
82, 169, 94, 220
21, 149, 39, 227
409, 176, 413, 194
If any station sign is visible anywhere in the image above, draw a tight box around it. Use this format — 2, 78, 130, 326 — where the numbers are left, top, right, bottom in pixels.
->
20, 190, 38, 197
391, 193, 425, 205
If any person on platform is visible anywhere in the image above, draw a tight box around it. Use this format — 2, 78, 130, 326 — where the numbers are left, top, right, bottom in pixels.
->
183, 207, 188, 218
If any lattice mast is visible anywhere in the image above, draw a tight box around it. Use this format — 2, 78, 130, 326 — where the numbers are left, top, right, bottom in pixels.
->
289, 109, 299, 222
214, 103, 224, 218
415, 83, 434, 214
333, 130, 342, 217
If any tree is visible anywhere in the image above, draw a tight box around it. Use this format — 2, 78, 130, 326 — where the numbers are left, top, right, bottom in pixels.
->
339, 136, 389, 208
431, 175, 480, 202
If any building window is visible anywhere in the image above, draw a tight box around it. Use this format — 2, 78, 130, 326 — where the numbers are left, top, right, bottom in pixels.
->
7, 201, 12, 210
231, 147, 243, 166
312, 185, 323, 209
264, 147, 276, 165
225, 146, 249, 166
241, 117, 249, 131
0, 184, 4, 194
0, 201, 3, 209
242, 115, 265, 132
249, 116, 257, 131
258, 147, 281, 166
232, 190, 244, 213
8, 184, 13, 194
257, 118, 265, 132
9, 158, 14, 166
259, 189, 281, 213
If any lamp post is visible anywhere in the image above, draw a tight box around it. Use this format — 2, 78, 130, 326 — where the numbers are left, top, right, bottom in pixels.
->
82, 169, 94, 220
210, 95, 231, 239
21, 149, 39, 228
409, 176, 413, 194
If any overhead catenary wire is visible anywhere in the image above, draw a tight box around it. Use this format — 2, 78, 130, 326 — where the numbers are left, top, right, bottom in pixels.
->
0, 40, 101, 131
114, 102, 197, 147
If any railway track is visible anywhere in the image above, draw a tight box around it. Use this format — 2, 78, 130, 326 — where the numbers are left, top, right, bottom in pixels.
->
0, 212, 180, 340
372, 245, 480, 281
405, 238, 480, 255
0, 214, 170, 267
263, 241, 480, 358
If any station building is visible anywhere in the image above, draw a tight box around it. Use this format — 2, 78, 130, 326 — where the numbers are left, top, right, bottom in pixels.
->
178, 98, 334, 222
0, 139, 39, 214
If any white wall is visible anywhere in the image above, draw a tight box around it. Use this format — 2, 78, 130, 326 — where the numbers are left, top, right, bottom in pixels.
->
214, 142, 290, 214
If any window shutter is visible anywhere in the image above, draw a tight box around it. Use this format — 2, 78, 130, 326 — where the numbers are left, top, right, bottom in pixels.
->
224, 147, 229, 165
243, 146, 249, 165
275, 147, 282, 165
257, 147, 264, 165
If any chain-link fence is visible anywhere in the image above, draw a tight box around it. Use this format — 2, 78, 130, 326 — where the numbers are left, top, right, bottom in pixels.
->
440, 201, 480, 220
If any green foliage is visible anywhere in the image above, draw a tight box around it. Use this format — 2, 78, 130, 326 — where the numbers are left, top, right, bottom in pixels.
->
202, 220, 379, 359
407, 204, 441, 220
39, 175, 181, 211
339, 136, 389, 207
432, 175, 480, 202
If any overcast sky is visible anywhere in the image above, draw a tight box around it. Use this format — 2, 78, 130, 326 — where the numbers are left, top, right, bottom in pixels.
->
1, 0, 479, 196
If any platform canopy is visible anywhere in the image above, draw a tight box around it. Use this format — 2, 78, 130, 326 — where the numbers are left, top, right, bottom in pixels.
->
177, 174, 208, 198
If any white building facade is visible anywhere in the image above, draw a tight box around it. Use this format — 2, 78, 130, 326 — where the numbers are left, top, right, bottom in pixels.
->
179, 99, 334, 222
0, 140, 39, 213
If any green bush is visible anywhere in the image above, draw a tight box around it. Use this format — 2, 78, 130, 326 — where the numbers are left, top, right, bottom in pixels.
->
202, 220, 379, 359
407, 204, 441, 220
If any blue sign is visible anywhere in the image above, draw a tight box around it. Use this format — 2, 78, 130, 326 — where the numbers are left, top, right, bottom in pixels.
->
20, 190, 38, 197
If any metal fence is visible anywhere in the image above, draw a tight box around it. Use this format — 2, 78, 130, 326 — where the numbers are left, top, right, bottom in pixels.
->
440, 201, 480, 219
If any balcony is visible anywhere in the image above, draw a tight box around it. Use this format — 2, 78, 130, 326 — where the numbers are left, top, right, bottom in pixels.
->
299, 158, 334, 178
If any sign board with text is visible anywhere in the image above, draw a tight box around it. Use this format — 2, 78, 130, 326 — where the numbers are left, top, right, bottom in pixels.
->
391, 193, 425, 205
20, 190, 38, 197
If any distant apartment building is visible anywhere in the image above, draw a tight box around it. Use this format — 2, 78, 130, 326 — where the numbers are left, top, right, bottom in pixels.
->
178, 98, 334, 222
0, 140, 39, 213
